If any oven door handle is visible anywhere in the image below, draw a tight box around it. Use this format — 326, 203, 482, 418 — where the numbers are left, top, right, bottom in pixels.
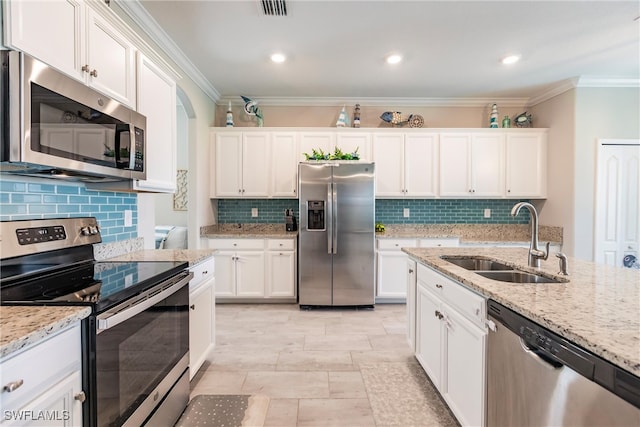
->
96, 271, 193, 333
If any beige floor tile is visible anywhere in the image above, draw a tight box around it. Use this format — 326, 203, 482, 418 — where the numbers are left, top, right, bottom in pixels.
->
206, 350, 280, 371
264, 398, 299, 427
367, 333, 412, 350
297, 398, 375, 427
350, 349, 415, 366
328, 371, 367, 398
304, 334, 372, 351
216, 333, 305, 352
242, 371, 330, 398
276, 350, 354, 371
189, 370, 247, 397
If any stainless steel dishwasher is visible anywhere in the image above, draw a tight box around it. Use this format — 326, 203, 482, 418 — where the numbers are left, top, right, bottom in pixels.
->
487, 300, 640, 426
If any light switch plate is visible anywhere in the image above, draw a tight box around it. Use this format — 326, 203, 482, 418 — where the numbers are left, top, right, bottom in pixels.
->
403, 208, 410, 218
484, 209, 491, 218
251, 208, 258, 217
124, 210, 133, 227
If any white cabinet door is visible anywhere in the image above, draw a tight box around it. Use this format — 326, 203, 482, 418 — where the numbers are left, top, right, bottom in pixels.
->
85, 8, 136, 107
471, 133, 504, 197
439, 133, 471, 196
242, 132, 270, 197
299, 132, 335, 161
236, 252, 265, 297
336, 133, 372, 161
3, 0, 85, 82
266, 251, 296, 297
189, 278, 214, 379
213, 251, 236, 297
416, 282, 443, 390
134, 53, 177, 192
506, 132, 547, 198
213, 133, 243, 197
271, 132, 299, 198
442, 302, 487, 427
405, 133, 439, 197
406, 258, 417, 352
373, 133, 405, 196
377, 250, 409, 299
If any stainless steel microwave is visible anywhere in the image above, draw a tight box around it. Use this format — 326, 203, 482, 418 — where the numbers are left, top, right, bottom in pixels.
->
0, 50, 146, 181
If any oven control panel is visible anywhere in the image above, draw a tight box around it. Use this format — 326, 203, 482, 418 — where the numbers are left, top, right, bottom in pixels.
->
16, 225, 66, 245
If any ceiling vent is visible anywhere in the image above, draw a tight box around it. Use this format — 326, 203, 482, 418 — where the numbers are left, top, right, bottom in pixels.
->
259, 0, 287, 16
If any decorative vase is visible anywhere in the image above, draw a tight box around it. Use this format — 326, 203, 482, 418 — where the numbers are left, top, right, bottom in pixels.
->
489, 104, 499, 128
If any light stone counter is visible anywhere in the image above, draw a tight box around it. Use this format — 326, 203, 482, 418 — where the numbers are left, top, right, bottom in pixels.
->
377, 224, 562, 244
106, 249, 216, 266
201, 223, 298, 239
0, 306, 91, 359
403, 246, 640, 376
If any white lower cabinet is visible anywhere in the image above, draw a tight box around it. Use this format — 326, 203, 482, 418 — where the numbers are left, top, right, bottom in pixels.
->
209, 238, 297, 300
406, 258, 417, 352
413, 263, 487, 427
0, 324, 83, 426
188, 257, 215, 380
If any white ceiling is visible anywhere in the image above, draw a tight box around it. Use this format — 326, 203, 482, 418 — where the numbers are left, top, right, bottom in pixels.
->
122, 0, 640, 105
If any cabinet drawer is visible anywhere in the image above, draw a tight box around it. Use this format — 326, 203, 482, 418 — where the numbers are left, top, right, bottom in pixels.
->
417, 263, 446, 295
441, 279, 486, 327
190, 257, 215, 290
267, 239, 296, 250
418, 238, 460, 248
1, 324, 81, 412
208, 238, 265, 250
377, 239, 418, 250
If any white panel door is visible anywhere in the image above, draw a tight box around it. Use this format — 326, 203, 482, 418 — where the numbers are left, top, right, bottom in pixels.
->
336, 133, 372, 161
595, 140, 640, 267
271, 132, 299, 197
299, 132, 335, 161
213, 251, 236, 296
373, 133, 405, 196
267, 251, 296, 297
506, 132, 547, 197
416, 283, 443, 389
189, 281, 214, 379
214, 133, 242, 197
242, 133, 270, 197
471, 133, 504, 197
377, 251, 409, 298
405, 133, 439, 197
439, 133, 471, 196
236, 252, 265, 297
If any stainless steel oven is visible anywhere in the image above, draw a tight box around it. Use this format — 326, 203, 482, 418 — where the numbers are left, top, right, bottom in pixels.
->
0, 218, 192, 427
0, 50, 146, 181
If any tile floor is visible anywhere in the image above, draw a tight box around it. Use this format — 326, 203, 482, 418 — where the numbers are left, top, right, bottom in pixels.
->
189, 303, 458, 427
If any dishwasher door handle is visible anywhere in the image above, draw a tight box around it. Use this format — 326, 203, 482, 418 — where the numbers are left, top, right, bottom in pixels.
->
519, 337, 563, 370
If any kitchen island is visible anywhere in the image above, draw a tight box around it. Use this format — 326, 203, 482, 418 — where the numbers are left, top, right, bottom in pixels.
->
403, 246, 640, 376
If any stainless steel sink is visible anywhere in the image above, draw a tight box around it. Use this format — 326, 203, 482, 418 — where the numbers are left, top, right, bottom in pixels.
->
441, 256, 513, 271
475, 270, 562, 284
440, 256, 565, 284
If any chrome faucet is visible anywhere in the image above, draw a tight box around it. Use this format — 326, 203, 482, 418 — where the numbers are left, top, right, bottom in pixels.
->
556, 253, 569, 275
511, 202, 549, 268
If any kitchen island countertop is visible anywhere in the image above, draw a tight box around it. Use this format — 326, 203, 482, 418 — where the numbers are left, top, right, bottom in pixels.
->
403, 246, 640, 377
0, 306, 91, 359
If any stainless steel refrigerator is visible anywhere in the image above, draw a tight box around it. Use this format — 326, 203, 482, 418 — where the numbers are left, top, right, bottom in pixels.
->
298, 161, 375, 307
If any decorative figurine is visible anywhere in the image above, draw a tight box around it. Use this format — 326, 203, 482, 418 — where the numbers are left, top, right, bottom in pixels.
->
336, 106, 350, 127
353, 104, 361, 128
225, 101, 234, 127
513, 112, 533, 127
501, 115, 511, 128
380, 111, 424, 128
489, 104, 499, 128
241, 96, 264, 127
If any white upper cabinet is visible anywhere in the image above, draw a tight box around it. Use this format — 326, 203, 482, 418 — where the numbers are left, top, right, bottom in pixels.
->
439, 133, 472, 196
4, 0, 136, 107
299, 132, 335, 161
133, 53, 177, 192
270, 132, 299, 198
335, 132, 372, 161
373, 133, 405, 196
506, 131, 547, 198
242, 132, 271, 197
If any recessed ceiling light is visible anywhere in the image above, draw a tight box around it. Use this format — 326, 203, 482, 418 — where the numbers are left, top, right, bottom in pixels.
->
501, 55, 521, 65
386, 54, 402, 65
270, 53, 286, 63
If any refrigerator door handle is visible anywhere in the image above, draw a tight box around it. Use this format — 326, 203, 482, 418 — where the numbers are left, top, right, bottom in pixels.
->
327, 183, 333, 254
332, 183, 337, 254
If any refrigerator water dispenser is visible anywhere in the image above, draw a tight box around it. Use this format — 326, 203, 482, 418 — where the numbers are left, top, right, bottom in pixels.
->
307, 201, 325, 230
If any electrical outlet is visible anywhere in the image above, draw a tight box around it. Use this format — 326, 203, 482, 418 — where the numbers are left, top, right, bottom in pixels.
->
124, 210, 132, 227
403, 208, 410, 218
251, 208, 258, 217
484, 209, 491, 218
125, 274, 133, 287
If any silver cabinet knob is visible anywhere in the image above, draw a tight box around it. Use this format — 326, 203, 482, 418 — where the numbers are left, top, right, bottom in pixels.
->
75, 391, 86, 402
3, 379, 24, 392
435, 284, 443, 289
190, 304, 195, 310
90, 69, 98, 77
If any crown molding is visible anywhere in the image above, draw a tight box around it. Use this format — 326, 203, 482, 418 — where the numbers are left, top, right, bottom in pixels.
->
526, 78, 578, 107
217, 96, 530, 108
575, 76, 640, 88
114, 0, 221, 102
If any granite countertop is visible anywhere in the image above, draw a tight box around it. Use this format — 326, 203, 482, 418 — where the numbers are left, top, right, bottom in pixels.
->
376, 224, 563, 244
403, 246, 640, 376
201, 223, 298, 239
0, 306, 91, 359
106, 249, 216, 266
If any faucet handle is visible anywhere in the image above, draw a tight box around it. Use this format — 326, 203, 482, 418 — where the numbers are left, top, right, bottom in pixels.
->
542, 242, 550, 260
556, 252, 569, 275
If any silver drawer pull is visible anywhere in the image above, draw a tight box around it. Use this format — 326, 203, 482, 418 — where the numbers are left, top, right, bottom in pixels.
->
4, 379, 24, 393
75, 391, 86, 402
202, 270, 208, 275
436, 284, 443, 289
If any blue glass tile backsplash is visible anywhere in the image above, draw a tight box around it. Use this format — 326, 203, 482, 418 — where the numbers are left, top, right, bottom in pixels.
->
0, 177, 137, 243
217, 198, 529, 224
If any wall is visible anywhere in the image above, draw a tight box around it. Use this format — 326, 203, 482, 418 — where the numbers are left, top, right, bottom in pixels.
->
216, 104, 525, 129
216, 198, 529, 225
0, 176, 137, 243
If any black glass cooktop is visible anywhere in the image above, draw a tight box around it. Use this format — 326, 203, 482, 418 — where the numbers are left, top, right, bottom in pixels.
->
0, 260, 188, 313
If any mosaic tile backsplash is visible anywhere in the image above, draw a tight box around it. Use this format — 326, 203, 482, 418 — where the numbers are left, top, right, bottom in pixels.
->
217, 199, 530, 224
0, 177, 137, 243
